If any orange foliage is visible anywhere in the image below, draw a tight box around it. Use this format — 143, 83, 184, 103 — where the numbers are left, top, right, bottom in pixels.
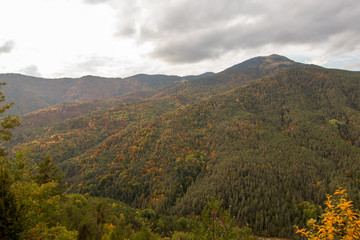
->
296, 188, 360, 239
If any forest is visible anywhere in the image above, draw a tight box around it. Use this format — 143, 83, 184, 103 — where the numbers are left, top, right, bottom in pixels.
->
2, 55, 360, 239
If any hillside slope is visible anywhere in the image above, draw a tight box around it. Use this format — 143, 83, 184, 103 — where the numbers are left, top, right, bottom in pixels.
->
13, 55, 296, 130
153, 54, 300, 102
0, 73, 204, 115
7, 56, 360, 237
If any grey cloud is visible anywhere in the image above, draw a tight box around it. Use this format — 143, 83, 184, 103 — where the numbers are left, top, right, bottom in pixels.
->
139, 0, 262, 39
21, 65, 41, 77
111, 1, 141, 37
57, 56, 112, 77
139, 0, 360, 63
0, 41, 15, 55
154, 0, 259, 33
84, 0, 140, 37
77, 55, 113, 72
116, 24, 136, 37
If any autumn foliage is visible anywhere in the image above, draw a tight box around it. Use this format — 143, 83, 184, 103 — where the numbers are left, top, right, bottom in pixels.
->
296, 188, 360, 239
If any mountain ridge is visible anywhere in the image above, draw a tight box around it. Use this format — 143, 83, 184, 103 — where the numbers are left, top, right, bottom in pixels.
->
0, 72, 212, 115
13, 54, 301, 129
0, 54, 317, 117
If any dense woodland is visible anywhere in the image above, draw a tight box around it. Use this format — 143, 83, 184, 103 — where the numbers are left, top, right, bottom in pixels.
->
2, 55, 360, 239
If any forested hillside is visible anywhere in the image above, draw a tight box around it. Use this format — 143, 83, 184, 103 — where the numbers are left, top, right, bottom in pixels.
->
153, 54, 298, 103
5, 55, 360, 238
0, 73, 210, 115
172, 67, 360, 236
14, 55, 298, 130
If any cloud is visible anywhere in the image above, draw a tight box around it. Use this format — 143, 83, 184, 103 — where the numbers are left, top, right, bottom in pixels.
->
21, 65, 41, 77
344, 61, 360, 70
100, 0, 360, 64
113, 1, 142, 37
83, 0, 111, 4
151, 0, 360, 63
57, 55, 120, 77
0, 41, 15, 55
77, 55, 111, 72
84, 0, 140, 37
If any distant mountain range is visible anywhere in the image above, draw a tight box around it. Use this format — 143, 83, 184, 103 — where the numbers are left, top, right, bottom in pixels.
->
5, 54, 360, 238
0, 54, 301, 116
0, 72, 215, 115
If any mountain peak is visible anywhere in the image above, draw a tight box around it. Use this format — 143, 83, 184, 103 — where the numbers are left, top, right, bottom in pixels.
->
266, 54, 294, 62
243, 54, 295, 65
224, 54, 298, 76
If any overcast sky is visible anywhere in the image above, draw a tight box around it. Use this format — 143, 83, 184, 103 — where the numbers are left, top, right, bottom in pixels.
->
0, 0, 360, 78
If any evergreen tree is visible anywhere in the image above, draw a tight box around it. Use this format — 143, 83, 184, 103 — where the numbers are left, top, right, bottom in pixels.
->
0, 82, 20, 151
0, 82, 22, 239
35, 155, 63, 185
194, 198, 252, 240
0, 169, 24, 239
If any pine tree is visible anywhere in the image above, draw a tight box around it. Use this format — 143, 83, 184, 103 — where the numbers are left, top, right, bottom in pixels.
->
0, 82, 22, 239
0, 169, 24, 239
0, 82, 20, 152
35, 155, 62, 185
194, 198, 252, 240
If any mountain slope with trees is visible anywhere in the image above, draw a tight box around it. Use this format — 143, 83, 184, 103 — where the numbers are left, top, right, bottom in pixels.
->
152, 54, 300, 103
0, 77, 253, 240
0, 73, 212, 116
5, 55, 360, 238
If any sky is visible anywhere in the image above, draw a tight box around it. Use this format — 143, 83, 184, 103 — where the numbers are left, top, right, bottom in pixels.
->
0, 0, 360, 78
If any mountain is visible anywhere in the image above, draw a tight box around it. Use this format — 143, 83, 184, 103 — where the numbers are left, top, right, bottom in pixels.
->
0, 55, 295, 116
0, 73, 209, 116
10, 55, 297, 130
152, 54, 301, 103
6, 55, 360, 238
182, 72, 215, 80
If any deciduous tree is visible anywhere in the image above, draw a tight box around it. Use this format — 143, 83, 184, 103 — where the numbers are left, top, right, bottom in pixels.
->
296, 188, 360, 239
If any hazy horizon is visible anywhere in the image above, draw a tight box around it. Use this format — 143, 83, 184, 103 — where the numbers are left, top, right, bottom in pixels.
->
1, 0, 360, 78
